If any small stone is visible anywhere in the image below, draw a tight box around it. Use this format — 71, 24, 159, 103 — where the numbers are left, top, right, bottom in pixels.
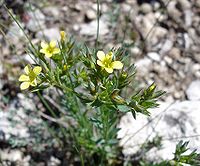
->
36, 28, 60, 41
43, 6, 60, 17
73, 24, 80, 31
130, 46, 141, 56
147, 52, 161, 62
177, 0, 191, 10
153, 2, 160, 10
147, 27, 168, 47
195, 71, 200, 78
135, 58, 152, 75
192, 64, 200, 72
6, 22, 26, 45
196, 1, 200, 8
183, 33, 191, 50
122, 3, 132, 12
160, 39, 174, 55
85, 9, 97, 20
167, 1, 182, 22
184, 10, 193, 27
80, 18, 109, 36
194, 54, 200, 63
140, 3, 152, 14
164, 56, 173, 64
26, 8, 45, 32
174, 92, 182, 99
0, 149, 23, 162
186, 80, 200, 100
48, 156, 61, 166
169, 47, 181, 60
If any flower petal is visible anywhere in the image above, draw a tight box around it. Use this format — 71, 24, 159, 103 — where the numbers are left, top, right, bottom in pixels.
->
33, 66, 42, 75
41, 41, 48, 49
97, 60, 104, 67
97, 51, 105, 61
45, 52, 53, 58
20, 82, 30, 90
24, 65, 31, 74
18, 74, 30, 82
40, 48, 46, 54
105, 67, 113, 73
19, 74, 30, 82
106, 51, 113, 59
50, 40, 56, 48
53, 48, 60, 54
112, 61, 123, 69
30, 79, 37, 86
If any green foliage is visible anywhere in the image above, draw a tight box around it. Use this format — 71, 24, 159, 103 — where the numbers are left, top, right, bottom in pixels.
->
173, 141, 200, 165
140, 141, 200, 166
15, 31, 165, 165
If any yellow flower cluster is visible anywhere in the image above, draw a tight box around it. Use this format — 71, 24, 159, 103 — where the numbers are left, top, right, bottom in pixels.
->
19, 31, 66, 91
97, 51, 123, 73
19, 31, 123, 91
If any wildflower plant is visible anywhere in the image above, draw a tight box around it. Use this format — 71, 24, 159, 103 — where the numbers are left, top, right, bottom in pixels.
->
16, 29, 165, 165
4, 2, 199, 165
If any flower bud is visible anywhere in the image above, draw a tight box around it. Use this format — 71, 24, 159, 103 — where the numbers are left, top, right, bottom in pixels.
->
60, 31, 66, 41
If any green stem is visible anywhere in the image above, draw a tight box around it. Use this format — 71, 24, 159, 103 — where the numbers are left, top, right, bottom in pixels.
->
37, 91, 68, 139
4, 5, 36, 51
74, 145, 85, 166
95, 0, 100, 50
99, 105, 110, 165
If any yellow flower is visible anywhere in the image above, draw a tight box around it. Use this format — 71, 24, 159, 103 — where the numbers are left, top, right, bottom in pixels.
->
97, 51, 123, 73
60, 31, 66, 41
40, 40, 60, 58
18, 65, 42, 90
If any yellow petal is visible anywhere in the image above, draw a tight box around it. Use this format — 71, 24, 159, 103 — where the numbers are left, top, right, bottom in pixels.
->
105, 67, 113, 73
112, 61, 123, 69
106, 51, 113, 59
24, 65, 31, 74
53, 48, 60, 54
40, 48, 46, 54
20, 82, 30, 90
45, 52, 53, 58
50, 40, 56, 48
41, 41, 48, 49
33, 66, 42, 75
19, 74, 30, 82
97, 51, 105, 61
97, 60, 104, 67
30, 79, 37, 86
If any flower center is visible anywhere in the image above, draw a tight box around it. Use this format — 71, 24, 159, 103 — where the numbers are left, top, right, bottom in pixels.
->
47, 46, 54, 54
103, 57, 112, 68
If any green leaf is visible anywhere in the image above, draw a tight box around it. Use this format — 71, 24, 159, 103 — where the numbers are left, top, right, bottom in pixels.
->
117, 105, 130, 113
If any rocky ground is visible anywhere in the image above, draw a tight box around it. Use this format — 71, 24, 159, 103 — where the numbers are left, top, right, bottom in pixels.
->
0, 0, 200, 165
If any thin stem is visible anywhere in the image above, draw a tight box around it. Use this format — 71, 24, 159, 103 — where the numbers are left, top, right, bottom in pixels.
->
95, 0, 100, 50
4, 5, 36, 51
37, 91, 68, 139
74, 145, 85, 166
99, 105, 109, 165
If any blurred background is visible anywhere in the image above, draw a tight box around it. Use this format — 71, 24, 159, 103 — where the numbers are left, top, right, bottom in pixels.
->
0, 0, 200, 165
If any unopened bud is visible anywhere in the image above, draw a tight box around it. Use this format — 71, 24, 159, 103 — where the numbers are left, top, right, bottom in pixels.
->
60, 31, 66, 41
